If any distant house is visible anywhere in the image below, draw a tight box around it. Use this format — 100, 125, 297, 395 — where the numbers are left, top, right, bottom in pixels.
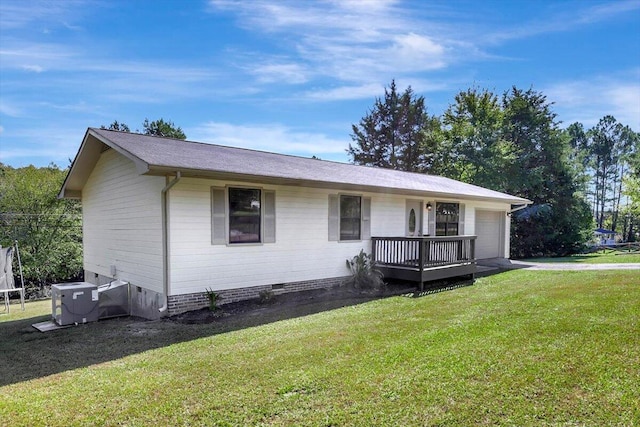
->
60, 128, 531, 318
594, 228, 617, 245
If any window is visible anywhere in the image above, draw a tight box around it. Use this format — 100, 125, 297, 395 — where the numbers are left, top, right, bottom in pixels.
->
229, 188, 261, 243
408, 208, 416, 235
328, 194, 371, 241
211, 187, 276, 245
340, 195, 361, 240
436, 202, 459, 236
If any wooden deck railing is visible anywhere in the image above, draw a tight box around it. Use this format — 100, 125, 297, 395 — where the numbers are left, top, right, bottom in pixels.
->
371, 236, 477, 288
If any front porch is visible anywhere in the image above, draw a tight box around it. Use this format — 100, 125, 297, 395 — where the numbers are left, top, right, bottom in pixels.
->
371, 236, 477, 290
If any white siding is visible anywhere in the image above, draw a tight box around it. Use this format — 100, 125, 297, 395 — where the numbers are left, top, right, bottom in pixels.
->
80, 150, 516, 299
166, 178, 514, 296
82, 149, 165, 292
167, 178, 409, 295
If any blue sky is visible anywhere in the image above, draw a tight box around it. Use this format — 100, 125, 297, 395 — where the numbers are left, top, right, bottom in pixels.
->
1, 0, 639, 168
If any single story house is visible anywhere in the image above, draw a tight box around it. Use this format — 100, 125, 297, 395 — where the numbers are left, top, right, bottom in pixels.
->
60, 128, 531, 318
594, 228, 618, 245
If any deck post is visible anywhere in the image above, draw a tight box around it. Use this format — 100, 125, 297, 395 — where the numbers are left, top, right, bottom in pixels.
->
418, 239, 425, 291
371, 238, 377, 264
470, 237, 475, 261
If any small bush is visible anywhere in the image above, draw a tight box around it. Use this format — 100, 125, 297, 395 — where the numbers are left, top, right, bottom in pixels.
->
258, 289, 275, 304
205, 288, 221, 311
344, 250, 385, 291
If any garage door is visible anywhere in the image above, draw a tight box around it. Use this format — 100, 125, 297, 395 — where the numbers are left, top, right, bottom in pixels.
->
475, 210, 503, 259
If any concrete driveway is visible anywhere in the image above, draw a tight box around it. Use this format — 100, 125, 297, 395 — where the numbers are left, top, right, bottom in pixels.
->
507, 260, 640, 270
477, 258, 640, 271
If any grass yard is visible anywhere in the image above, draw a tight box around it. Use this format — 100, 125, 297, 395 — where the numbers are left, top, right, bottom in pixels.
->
524, 250, 640, 264
1, 269, 639, 426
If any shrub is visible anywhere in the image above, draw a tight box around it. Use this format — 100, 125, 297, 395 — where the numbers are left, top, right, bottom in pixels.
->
205, 288, 221, 311
258, 289, 275, 304
344, 250, 385, 291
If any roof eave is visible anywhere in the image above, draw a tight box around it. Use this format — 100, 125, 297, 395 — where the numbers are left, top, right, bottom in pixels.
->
144, 165, 532, 204
59, 129, 150, 199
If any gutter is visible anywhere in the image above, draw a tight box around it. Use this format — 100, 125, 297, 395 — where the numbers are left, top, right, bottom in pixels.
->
508, 203, 530, 216
159, 171, 181, 313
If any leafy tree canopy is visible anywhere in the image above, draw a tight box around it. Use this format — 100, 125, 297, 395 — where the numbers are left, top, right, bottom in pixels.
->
348, 79, 441, 173
101, 120, 130, 132
142, 118, 186, 139
100, 118, 186, 139
0, 163, 82, 290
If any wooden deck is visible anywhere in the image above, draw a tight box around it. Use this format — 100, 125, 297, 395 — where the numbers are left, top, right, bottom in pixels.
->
371, 236, 477, 290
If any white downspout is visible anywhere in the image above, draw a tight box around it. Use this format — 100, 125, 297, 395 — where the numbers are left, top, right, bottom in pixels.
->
159, 172, 181, 313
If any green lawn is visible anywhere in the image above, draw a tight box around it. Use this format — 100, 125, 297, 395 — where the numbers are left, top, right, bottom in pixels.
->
0, 299, 51, 322
524, 250, 640, 264
1, 270, 639, 426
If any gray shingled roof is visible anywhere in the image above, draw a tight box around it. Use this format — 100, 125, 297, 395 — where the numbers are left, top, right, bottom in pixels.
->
64, 127, 531, 204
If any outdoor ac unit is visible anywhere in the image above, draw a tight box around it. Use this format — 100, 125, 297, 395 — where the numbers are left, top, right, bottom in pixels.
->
51, 282, 99, 326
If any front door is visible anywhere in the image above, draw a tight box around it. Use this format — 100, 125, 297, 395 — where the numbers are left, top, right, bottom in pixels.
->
406, 200, 423, 236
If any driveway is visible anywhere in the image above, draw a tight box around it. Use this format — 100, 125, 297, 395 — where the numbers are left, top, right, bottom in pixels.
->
477, 258, 640, 271
507, 260, 640, 270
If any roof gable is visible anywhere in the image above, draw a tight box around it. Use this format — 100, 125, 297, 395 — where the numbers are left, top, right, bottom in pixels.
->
60, 127, 531, 204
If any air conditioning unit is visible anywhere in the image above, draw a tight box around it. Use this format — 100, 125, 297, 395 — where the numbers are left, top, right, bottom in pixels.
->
51, 282, 99, 326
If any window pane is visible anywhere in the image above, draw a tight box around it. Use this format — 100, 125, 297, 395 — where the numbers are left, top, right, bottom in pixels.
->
409, 208, 416, 234
340, 195, 361, 240
229, 188, 261, 243
436, 202, 459, 236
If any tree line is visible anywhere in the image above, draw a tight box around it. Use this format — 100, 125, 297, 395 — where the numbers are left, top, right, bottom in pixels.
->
349, 81, 639, 257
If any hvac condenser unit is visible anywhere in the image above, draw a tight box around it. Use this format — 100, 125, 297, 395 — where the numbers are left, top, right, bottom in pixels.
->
51, 282, 99, 326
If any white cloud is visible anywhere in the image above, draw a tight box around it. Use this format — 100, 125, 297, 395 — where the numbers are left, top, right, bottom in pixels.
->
303, 83, 385, 101
21, 64, 44, 73
390, 33, 446, 70
208, 0, 453, 87
250, 62, 309, 84
189, 121, 350, 159
544, 72, 640, 130
0, 100, 23, 117
0, 126, 83, 167
486, 0, 640, 44
0, 41, 78, 74
0, 0, 88, 31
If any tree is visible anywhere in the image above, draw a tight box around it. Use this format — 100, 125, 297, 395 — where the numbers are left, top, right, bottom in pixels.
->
582, 116, 638, 231
441, 88, 513, 189
621, 133, 640, 241
586, 116, 623, 229
101, 120, 130, 132
100, 118, 186, 139
0, 163, 83, 291
501, 87, 592, 257
563, 122, 591, 198
348, 80, 441, 172
142, 118, 186, 139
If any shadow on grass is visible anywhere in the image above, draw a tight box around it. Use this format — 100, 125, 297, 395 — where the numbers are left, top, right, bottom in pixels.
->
1, 283, 425, 387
